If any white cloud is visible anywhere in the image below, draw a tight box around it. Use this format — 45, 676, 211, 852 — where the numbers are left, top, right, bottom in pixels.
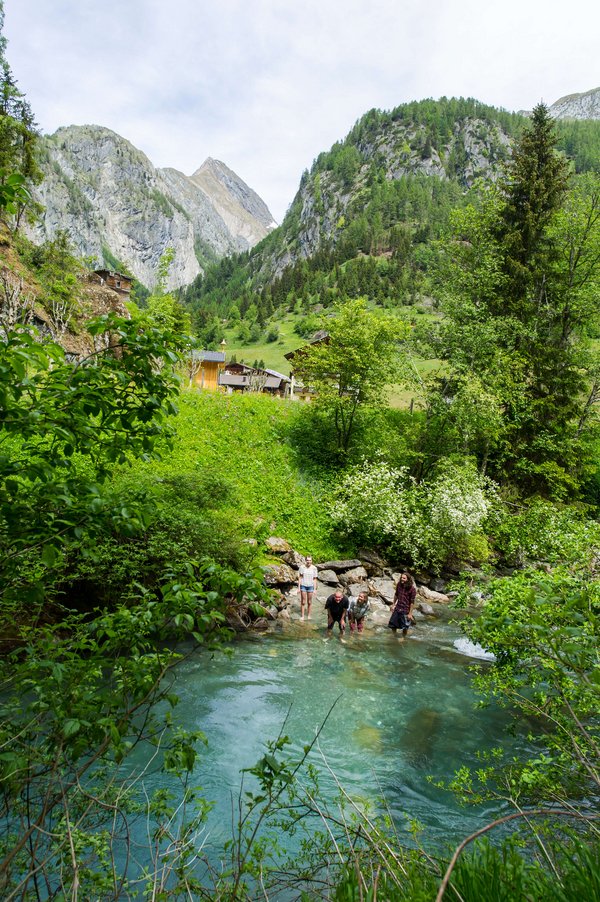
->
3, 0, 600, 221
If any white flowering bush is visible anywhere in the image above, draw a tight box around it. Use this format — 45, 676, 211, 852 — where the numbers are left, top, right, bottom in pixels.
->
328, 460, 409, 548
427, 463, 493, 539
328, 459, 498, 570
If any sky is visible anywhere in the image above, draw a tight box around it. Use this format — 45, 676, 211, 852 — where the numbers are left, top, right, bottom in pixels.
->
3, 0, 600, 222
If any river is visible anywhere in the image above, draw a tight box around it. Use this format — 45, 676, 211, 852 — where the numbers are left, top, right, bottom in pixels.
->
123, 609, 531, 887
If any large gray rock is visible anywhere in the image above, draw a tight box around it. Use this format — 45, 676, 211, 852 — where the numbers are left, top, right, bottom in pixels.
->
416, 602, 436, 616
358, 549, 387, 576
417, 585, 450, 604
317, 559, 362, 572
262, 563, 297, 586
339, 566, 368, 586
265, 536, 292, 554
369, 578, 396, 605
281, 549, 305, 568
317, 569, 339, 586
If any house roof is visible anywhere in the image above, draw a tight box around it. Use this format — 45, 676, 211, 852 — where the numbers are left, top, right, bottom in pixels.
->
284, 330, 330, 361
192, 350, 226, 363
219, 373, 247, 386
263, 368, 290, 382
94, 269, 131, 281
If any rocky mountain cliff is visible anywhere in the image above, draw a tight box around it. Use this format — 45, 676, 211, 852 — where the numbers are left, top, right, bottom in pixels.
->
256, 99, 520, 280
550, 87, 600, 120
29, 125, 276, 290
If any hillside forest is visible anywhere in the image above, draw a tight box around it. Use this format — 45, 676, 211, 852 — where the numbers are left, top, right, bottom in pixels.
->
0, 3, 599, 897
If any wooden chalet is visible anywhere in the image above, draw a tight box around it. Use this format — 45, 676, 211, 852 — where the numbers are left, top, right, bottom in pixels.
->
190, 350, 226, 390
219, 362, 291, 397
93, 270, 132, 295
284, 330, 330, 399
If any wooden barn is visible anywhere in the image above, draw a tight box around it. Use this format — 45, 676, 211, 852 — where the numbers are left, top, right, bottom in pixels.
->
93, 270, 132, 295
219, 362, 291, 397
189, 350, 226, 390
284, 330, 329, 399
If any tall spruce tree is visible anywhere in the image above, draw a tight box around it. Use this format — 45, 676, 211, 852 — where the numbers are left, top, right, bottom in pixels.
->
427, 105, 600, 498
0, 0, 41, 225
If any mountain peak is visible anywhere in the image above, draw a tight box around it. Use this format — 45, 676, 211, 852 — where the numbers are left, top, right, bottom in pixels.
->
191, 158, 276, 231
549, 87, 600, 120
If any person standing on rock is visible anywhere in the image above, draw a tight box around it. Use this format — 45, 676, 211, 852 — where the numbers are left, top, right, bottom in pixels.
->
388, 571, 416, 637
348, 590, 370, 633
298, 555, 318, 620
325, 588, 349, 636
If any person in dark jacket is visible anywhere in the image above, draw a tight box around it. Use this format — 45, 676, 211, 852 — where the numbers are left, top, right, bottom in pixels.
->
388, 571, 416, 636
325, 589, 349, 635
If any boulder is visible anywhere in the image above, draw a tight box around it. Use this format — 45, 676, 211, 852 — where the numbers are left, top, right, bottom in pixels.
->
358, 548, 387, 576
317, 559, 362, 572
281, 549, 305, 569
262, 563, 297, 586
265, 536, 292, 554
346, 583, 367, 597
339, 566, 368, 586
417, 585, 450, 604
369, 578, 396, 605
277, 608, 291, 621
317, 569, 340, 586
429, 578, 447, 594
416, 601, 436, 616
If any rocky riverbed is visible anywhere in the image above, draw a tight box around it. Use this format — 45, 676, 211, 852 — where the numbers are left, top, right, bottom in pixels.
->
254, 537, 455, 630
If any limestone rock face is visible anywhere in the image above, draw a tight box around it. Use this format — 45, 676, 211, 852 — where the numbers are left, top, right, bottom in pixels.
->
28, 126, 276, 290
549, 87, 600, 120
258, 113, 514, 281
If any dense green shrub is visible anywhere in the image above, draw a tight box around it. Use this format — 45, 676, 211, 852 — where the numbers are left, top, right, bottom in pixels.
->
327, 459, 495, 570
491, 499, 600, 566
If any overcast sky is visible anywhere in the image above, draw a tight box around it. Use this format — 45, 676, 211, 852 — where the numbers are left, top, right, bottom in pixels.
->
3, 0, 599, 222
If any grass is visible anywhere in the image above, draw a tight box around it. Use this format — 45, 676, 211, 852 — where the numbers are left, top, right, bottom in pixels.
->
222, 306, 445, 403
127, 390, 343, 561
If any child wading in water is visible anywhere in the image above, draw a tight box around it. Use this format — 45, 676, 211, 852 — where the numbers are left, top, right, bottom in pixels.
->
348, 590, 370, 633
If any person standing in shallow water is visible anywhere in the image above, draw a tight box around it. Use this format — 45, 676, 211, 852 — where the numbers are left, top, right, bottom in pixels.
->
348, 590, 370, 633
298, 555, 318, 620
388, 571, 416, 637
325, 588, 349, 636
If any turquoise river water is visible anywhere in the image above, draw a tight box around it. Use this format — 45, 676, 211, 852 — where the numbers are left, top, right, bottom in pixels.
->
125, 611, 533, 871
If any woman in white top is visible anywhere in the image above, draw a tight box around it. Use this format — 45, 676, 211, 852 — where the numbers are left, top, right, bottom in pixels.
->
297, 556, 318, 620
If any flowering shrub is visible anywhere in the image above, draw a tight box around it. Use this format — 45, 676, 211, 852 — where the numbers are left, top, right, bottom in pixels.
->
426, 463, 496, 558
328, 459, 497, 571
328, 460, 409, 548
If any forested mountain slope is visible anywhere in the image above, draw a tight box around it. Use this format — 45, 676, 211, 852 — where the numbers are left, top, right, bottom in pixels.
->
183, 97, 600, 340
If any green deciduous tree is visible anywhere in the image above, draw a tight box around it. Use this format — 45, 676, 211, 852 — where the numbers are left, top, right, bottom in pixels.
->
0, 314, 182, 610
293, 298, 406, 455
